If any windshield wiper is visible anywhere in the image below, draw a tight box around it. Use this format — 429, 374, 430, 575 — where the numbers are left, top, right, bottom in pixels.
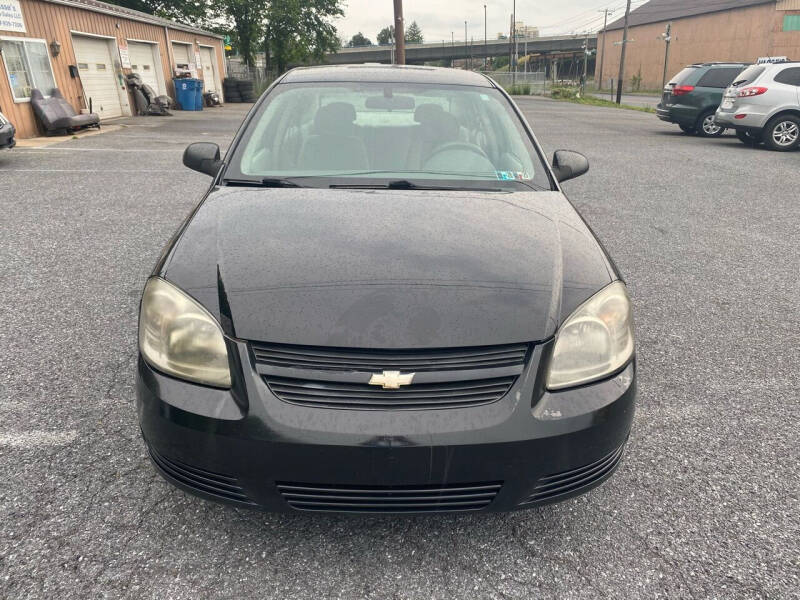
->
225, 178, 304, 188
330, 180, 504, 192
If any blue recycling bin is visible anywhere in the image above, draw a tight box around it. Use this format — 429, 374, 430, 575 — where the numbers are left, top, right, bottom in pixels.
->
194, 78, 205, 111
173, 78, 202, 111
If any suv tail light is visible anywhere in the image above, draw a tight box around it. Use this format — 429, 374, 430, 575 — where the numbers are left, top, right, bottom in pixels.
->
738, 87, 768, 97
671, 85, 695, 96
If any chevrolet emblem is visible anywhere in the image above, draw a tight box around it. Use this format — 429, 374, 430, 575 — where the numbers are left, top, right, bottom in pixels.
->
368, 370, 415, 390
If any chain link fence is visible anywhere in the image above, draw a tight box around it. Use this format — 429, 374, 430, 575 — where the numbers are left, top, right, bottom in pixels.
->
480, 71, 548, 95
226, 59, 279, 96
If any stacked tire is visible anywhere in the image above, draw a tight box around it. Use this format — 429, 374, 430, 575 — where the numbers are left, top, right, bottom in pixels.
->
223, 78, 241, 103
238, 80, 256, 103
223, 78, 256, 103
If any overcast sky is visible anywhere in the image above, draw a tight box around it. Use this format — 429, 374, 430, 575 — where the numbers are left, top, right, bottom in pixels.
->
335, 0, 645, 45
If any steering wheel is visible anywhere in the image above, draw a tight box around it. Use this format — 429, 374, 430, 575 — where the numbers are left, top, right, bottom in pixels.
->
425, 142, 490, 163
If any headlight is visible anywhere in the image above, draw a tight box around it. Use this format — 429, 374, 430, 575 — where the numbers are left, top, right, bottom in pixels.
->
138, 277, 231, 388
547, 281, 634, 391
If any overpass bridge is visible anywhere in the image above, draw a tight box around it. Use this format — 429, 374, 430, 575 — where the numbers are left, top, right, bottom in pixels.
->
325, 34, 598, 65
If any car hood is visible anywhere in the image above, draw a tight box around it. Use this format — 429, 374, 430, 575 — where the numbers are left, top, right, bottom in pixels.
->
160, 187, 614, 348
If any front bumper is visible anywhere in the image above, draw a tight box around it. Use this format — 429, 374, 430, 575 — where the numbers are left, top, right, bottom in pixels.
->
137, 341, 636, 513
0, 122, 15, 149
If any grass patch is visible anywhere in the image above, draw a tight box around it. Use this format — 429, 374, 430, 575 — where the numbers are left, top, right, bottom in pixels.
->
555, 93, 656, 113
505, 83, 531, 95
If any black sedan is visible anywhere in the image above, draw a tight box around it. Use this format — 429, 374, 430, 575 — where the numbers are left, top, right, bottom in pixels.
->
0, 112, 15, 149
137, 65, 636, 513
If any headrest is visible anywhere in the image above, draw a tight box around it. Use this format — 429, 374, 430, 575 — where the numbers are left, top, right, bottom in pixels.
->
414, 103, 445, 123
31, 89, 44, 101
314, 102, 357, 136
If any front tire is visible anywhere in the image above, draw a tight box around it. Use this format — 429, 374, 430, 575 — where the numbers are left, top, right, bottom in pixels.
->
762, 116, 800, 152
696, 112, 724, 137
679, 124, 696, 135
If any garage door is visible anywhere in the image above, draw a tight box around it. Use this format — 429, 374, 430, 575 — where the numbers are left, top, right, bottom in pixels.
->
171, 43, 191, 69
72, 35, 122, 119
128, 42, 161, 93
198, 46, 220, 93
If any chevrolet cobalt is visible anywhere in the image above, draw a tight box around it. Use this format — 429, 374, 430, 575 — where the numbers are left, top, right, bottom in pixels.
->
137, 65, 635, 513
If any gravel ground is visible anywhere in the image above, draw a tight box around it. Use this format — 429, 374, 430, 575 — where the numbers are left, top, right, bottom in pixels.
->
1, 98, 798, 600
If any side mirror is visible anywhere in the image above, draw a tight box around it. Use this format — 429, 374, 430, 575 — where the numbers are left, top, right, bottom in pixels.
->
552, 150, 589, 183
183, 142, 222, 177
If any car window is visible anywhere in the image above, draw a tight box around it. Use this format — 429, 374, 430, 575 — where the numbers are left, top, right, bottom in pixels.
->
227, 81, 551, 190
668, 67, 698, 86
696, 68, 743, 88
774, 67, 800, 86
732, 65, 765, 86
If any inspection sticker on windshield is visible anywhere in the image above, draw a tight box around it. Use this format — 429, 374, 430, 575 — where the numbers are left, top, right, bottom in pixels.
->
496, 171, 528, 181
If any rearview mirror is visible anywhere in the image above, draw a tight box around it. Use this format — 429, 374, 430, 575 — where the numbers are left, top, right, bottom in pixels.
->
183, 142, 222, 177
552, 150, 589, 183
365, 95, 415, 110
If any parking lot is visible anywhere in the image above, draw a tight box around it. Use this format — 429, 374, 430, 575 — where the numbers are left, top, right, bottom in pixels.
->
1, 98, 798, 599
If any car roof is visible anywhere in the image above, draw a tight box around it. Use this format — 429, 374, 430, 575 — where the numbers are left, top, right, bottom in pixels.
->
280, 64, 495, 87
687, 62, 748, 68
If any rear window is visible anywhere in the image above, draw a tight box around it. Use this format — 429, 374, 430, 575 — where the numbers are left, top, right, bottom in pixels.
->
732, 65, 765, 87
669, 67, 698, 86
774, 67, 800, 86
696, 67, 743, 88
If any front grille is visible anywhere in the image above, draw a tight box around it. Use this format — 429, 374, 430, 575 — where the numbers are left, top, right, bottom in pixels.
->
265, 375, 516, 410
524, 444, 626, 505
147, 444, 255, 505
277, 481, 502, 513
251, 341, 529, 372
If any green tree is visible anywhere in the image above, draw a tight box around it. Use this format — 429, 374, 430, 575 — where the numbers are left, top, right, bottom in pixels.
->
105, 0, 208, 24
211, 0, 267, 66
405, 21, 423, 43
264, 0, 343, 74
348, 32, 372, 47
377, 25, 394, 45
493, 55, 509, 70
209, 0, 342, 70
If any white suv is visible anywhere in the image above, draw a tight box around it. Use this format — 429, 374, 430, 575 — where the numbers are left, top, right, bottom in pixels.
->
715, 62, 800, 151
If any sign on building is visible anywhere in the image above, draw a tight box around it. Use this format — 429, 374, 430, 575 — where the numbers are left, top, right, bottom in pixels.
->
0, 0, 26, 33
118, 40, 132, 69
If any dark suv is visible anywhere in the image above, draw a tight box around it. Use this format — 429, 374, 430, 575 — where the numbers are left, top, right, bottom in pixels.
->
657, 63, 747, 137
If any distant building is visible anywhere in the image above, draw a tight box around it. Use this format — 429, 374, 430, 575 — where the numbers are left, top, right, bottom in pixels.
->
514, 22, 540, 39
599, 0, 800, 89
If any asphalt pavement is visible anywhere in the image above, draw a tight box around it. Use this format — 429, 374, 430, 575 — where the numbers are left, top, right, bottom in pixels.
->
1, 98, 798, 599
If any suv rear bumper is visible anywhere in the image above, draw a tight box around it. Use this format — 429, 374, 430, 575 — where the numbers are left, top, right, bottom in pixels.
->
656, 104, 697, 127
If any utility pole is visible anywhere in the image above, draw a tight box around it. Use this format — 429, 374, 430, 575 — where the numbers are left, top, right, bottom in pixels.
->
616, 0, 632, 104
597, 8, 613, 90
393, 0, 405, 65
465, 21, 468, 68
512, 0, 517, 86
660, 22, 673, 90
484, 4, 488, 71
581, 35, 589, 96
508, 14, 513, 83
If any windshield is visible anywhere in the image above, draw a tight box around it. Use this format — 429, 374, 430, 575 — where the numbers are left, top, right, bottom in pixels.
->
225, 81, 551, 190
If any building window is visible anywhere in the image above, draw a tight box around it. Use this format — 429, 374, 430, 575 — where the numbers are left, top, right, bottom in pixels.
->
0, 38, 57, 101
784, 15, 800, 31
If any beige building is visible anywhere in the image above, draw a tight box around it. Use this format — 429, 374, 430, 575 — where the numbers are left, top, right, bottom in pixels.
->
598, 0, 800, 90
0, 0, 225, 139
